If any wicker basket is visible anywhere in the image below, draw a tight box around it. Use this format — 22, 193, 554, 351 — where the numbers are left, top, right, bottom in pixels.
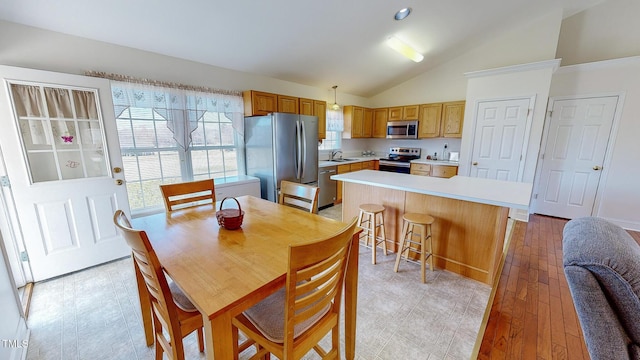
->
216, 197, 244, 230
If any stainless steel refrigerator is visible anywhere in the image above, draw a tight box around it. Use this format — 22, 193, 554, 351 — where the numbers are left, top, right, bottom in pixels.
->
244, 113, 318, 202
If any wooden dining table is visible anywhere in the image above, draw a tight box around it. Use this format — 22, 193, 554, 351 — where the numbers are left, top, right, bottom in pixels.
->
131, 195, 360, 360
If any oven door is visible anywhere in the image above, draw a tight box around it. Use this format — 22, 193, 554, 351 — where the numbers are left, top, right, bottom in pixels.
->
378, 160, 411, 174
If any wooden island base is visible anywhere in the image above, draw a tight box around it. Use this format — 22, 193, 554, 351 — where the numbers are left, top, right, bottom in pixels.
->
342, 182, 509, 285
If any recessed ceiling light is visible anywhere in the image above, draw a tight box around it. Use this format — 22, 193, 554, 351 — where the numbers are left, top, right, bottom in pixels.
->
394, 7, 412, 21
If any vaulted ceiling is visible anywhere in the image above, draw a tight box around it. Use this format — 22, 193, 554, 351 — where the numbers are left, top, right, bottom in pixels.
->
0, 0, 604, 97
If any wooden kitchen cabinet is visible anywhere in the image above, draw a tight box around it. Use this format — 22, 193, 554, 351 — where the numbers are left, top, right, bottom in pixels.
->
431, 165, 458, 178
388, 107, 402, 121
243, 90, 278, 116
388, 105, 419, 121
300, 98, 327, 140
418, 103, 443, 138
410, 163, 457, 178
343, 106, 372, 139
417, 101, 465, 138
277, 94, 299, 114
410, 163, 431, 176
363, 108, 373, 138
441, 101, 465, 138
243, 90, 301, 116
402, 105, 420, 120
373, 108, 388, 138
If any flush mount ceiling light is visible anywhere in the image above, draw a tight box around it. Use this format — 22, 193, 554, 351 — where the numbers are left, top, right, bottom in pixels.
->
331, 85, 340, 111
386, 36, 424, 62
394, 7, 411, 21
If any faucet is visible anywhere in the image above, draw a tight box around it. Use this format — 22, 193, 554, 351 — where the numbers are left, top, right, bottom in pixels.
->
330, 150, 343, 160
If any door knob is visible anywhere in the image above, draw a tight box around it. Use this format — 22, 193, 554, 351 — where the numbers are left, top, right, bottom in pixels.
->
472, 162, 478, 166
115, 179, 124, 185
593, 165, 602, 171
113, 167, 122, 173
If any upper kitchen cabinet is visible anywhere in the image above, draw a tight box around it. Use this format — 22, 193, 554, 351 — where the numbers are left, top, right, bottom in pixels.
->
300, 98, 327, 140
243, 90, 299, 115
342, 105, 372, 139
373, 108, 388, 138
243, 90, 277, 116
277, 94, 299, 114
389, 105, 419, 121
418, 103, 443, 138
363, 108, 373, 138
417, 101, 465, 138
388, 106, 402, 121
441, 101, 465, 138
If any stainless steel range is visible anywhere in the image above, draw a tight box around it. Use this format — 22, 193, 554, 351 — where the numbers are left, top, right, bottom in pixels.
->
378, 147, 421, 174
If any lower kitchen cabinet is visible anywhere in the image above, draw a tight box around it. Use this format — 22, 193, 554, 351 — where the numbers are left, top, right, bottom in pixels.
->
410, 163, 458, 178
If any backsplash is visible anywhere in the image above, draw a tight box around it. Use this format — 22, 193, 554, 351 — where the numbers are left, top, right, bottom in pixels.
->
340, 138, 461, 159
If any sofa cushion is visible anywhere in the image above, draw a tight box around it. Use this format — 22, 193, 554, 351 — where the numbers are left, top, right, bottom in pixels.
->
563, 217, 640, 348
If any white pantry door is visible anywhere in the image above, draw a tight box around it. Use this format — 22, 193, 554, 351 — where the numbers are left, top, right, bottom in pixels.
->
470, 98, 531, 181
535, 96, 617, 219
0, 65, 130, 281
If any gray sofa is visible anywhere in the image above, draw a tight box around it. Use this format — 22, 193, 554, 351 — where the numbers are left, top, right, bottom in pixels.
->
563, 217, 640, 360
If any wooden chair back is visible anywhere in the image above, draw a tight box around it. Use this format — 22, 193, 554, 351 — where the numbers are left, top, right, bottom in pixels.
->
233, 217, 358, 359
160, 179, 215, 212
278, 180, 320, 214
113, 210, 201, 360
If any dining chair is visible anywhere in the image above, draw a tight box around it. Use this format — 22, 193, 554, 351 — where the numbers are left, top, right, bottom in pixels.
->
113, 210, 204, 360
278, 180, 320, 214
232, 217, 358, 360
159, 179, 216, 212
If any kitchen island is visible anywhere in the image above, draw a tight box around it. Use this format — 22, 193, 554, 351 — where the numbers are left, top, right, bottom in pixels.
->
331, 170, 532, 285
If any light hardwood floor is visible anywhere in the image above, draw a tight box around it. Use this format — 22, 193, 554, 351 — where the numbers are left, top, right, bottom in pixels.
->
478, 214, 640, 359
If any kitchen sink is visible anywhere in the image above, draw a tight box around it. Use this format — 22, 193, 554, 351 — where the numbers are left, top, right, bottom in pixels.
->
330, 158, 357, 162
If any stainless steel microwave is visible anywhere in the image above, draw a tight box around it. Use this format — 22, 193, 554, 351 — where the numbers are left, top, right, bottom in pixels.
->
387, 120, 418, 139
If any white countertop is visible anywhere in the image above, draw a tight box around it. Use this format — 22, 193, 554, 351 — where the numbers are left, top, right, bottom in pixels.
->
410, 159, 460, 166
331, 170, 532, 210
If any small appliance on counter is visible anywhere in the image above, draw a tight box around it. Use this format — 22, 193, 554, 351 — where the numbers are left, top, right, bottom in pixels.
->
448, 152, 460, 162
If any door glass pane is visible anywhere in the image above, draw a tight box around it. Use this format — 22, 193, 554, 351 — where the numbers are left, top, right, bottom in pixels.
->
10, 83, 109, 183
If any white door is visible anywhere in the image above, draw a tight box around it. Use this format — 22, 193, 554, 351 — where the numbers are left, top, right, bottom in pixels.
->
470, 98, 531, 181
534, 96, 617, 219
0, 65, 130, 281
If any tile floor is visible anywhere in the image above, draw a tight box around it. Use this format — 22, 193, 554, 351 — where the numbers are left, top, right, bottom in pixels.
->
25, 204, 491, 360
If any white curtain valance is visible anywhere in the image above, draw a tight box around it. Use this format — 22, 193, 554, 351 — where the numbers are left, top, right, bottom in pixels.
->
326, 108, 344, 132
110, 81, 244, 150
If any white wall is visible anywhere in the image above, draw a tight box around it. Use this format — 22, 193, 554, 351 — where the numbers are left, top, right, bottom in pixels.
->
0, 233, 28, 360
548, 57, 640, 230
556, 0, 640, 66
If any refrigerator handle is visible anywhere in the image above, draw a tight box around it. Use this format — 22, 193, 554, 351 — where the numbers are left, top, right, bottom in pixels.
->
296, 120, 303, 180
300, 120, 307, 179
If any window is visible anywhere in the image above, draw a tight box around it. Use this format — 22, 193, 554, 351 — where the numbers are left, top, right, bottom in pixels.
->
111, 82, 244, 213
318, 130, 341, 150
319, 108, 344, 150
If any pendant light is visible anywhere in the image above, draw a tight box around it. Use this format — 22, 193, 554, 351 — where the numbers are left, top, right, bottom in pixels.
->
331, 85, 340, 111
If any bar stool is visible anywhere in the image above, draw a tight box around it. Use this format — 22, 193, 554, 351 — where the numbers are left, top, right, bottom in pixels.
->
394, 213, 434, 283
357, 204, 387, 264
